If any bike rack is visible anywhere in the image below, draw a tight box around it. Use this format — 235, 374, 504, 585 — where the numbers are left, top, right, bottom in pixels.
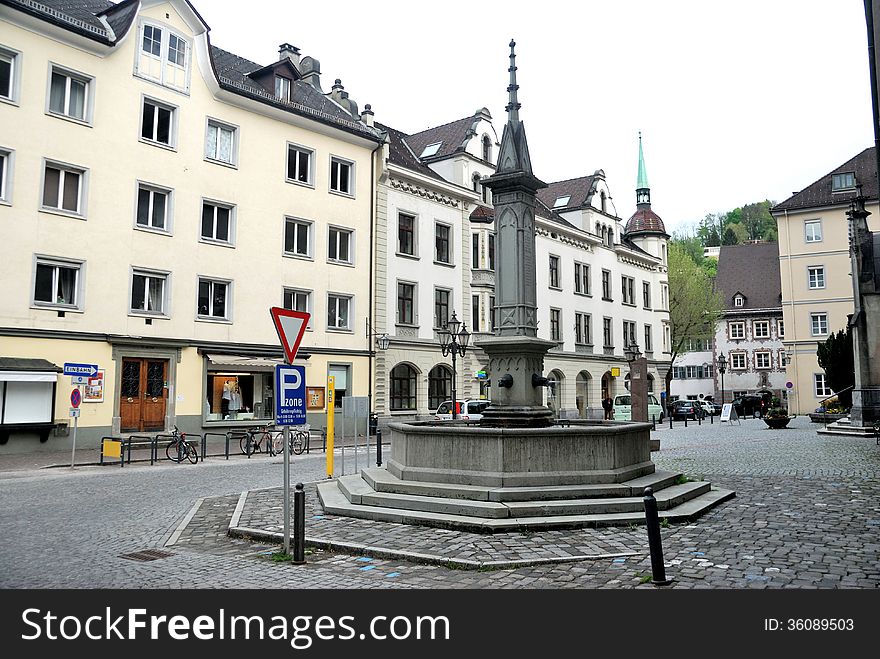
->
99, 436, 125, 468
227, 431, 250, 458
125, 434, 158, 465
203, 432, 228, 460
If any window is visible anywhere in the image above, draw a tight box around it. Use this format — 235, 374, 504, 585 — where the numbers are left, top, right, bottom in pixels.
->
550, 308, 561, 341
488, 233, 495, 271
777, 319, 785, 338
482, 135, 492, 162
575, 312, 592, 345
435, 224, 451, 264
130, 269, 167, 315
472, 233, 480, 268
549, 255, 560, 288
434, 288, 450, 329
201, 201, 234, 244
808, 266, 825, 289
804, 220, 822, 243
42, 161, 85, 215
729, 322, 745, 340
397, 282, 415, 325
574, 262, 591, 295
205, 119, 236, 165
0, 148, 10, 203
661, 283, 668, 310
33, 257, 82, 309
780, 350, 788, 367
141, 98, 175, 147
621, 276, 635, 305
327, 294, 351, 330
603, 317, 613, 348
136, 23, 190, 92
731, 353, 746, 370
814, 373, 832, 397
685, 365, 699, 379
753, 321, 770, 339
481, 180, 489, 204
811, 312, 828, 336
197, 278, 229, 320
283, 288, 311, 327
663, 323, 670, 352
286, 144, 313, 185
136, 183, 170, 232
734, 295, 744, 307
428, 365, 452, 412
284, 218, 312, 258
48, 66, 91, 122
602, 269, 612, 300
390, 363, 417, 411
489, 295, 495, 331
643, 281, 651, 309
472, 173, 481, 193
644, 324, 652, 352
623, 320, 636, 346
328, 227, 353, 264
0, 46, 20, 102
399, 213, 416, 256
600, 190, 607, 213
275, 75, 291, 101
831, 172, 855, 191
330, 157, 353, 195
472, 295, 480, 332
755, 351, 771, 369
421, 142, 442, 158
553, 195, 571, 208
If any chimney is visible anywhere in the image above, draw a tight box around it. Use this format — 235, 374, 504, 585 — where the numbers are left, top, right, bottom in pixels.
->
299, 56, 322, 92
278, 43, 301, 67
361, 103, 374, 127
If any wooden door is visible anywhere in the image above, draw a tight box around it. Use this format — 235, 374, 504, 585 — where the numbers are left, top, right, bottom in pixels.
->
119, 358, 168, 432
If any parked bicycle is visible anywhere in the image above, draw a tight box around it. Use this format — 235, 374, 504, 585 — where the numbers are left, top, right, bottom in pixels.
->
165, 425, 199, 464
240, 425, 275, 456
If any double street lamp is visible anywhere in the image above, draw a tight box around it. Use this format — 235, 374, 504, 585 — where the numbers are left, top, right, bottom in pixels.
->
438, 312, 470, 420
717, 352, 727, 405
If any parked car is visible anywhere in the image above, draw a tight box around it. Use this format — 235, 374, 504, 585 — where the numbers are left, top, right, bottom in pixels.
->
613, 394, 664, 422
670, 400, 704, 420
698, 400, 715, 416
732, 395, 765, 418
434, 399, 491, 421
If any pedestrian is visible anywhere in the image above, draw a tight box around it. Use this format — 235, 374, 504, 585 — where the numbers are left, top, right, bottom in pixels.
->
602, 395, 614, 420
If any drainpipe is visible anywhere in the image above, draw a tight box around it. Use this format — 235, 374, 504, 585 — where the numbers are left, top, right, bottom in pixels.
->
367, 135, 384, 413
864, 0, 880, 191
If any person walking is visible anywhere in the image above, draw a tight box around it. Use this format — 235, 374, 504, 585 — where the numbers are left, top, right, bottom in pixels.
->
602, 395, 614, 420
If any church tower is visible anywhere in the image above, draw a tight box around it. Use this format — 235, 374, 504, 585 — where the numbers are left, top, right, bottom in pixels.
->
625, 133, 669, 259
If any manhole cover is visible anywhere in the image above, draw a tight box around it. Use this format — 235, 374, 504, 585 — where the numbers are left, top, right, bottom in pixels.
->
119, 549, 174, 562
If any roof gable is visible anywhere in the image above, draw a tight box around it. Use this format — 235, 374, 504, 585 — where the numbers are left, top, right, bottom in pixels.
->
715, 243, 782, 310
773, 147, 878, 213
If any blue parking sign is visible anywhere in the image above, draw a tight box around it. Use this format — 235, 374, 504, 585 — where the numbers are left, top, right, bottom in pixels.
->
275, 365, 306, 426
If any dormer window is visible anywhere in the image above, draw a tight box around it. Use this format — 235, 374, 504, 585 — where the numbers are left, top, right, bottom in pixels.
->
734, 295, 744, 307
135, 22, 190, 93
482, 135, 492, 162
831, 172, 855, 192
600, 190, 607, 213
553, 195, 570, 208
275, 76, 291, 101
420, 142, 442, 158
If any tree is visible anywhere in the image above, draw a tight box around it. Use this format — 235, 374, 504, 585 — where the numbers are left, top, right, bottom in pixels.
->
816, 326, 855, 408
665, 242, 724, 401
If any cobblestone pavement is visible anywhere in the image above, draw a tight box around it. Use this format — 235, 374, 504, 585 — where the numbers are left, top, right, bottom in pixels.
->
2, 416, 878, 588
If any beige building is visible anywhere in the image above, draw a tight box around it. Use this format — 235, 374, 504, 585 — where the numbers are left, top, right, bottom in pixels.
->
0, 0, 384, 450
772, 147, 879, 414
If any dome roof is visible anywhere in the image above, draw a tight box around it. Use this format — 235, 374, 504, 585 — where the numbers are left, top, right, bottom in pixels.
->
625, 207, 666, 235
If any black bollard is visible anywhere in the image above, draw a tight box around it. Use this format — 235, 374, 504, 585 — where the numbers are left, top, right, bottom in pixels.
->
684, 415, 688, 428
710, 412, 713, 425
643, 487, 672, 586
669, 414, 673, 429
376, 428, 383, 467
698, 412, 701, 426
293, 482, 305, 564
651, 415, 656, 431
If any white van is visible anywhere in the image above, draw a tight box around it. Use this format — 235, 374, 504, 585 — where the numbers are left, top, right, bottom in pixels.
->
612, 394, 664, 422
434, 399, 491, 421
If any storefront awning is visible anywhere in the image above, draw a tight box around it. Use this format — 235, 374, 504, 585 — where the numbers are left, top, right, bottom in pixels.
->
205, 354, 309, 371
0, 358, 62, 382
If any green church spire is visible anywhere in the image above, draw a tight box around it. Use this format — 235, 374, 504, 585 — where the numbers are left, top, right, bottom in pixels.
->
636, 131, 650, 206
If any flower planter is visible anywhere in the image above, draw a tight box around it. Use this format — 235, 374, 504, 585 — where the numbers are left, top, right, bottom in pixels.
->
808, 412, 847, 424
764, 417, 791, 429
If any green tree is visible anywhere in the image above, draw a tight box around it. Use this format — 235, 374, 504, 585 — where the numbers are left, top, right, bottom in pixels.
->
666, 242, 724, 400
816, 326, 855, 408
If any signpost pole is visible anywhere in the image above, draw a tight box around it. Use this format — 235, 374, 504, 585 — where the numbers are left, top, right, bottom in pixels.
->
70, 384, 80, 469
326, 376, 335, 478
283, 424, 290, 555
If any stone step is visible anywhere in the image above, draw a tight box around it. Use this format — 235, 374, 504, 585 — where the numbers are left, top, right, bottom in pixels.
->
362, 467, 683, 502
316, 480, 735, 532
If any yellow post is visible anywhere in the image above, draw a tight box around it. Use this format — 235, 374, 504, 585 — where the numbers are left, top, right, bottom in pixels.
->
326, 376, 335, 478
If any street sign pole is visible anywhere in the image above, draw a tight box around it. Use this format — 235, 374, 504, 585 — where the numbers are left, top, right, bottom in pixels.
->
70, 384, 81, 469
326, 376, 335, 478
283, 423, 290, 555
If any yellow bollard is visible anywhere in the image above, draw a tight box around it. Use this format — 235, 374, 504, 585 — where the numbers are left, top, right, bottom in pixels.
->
326, 376, 335, 478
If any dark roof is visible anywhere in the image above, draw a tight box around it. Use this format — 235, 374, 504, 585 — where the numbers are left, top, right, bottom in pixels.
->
625, 206, 666, 235
0, 358, 62, 372
1, 0, 123, 43
536, 176, 597, 211
715, 243, 782, 310
99, 0, 139, 37
405, 115, 478, 160
772, 147, 878, 213
376, 122, 446, 182
469, 206, 494, 223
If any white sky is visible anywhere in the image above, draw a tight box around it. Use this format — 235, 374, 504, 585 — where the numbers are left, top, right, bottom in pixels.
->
195, 0, 876, 234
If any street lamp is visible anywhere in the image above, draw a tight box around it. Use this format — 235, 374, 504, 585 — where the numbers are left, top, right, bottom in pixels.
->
624, 342, 642, 363
365, 319, 390, 351
438, 311, 470, 420
717, 352, 727, 405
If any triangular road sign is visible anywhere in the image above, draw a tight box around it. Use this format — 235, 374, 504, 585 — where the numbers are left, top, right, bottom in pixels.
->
270, 307, 310, 364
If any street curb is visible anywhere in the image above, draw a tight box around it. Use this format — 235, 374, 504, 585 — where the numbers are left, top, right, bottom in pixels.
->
165, 497, 204, 547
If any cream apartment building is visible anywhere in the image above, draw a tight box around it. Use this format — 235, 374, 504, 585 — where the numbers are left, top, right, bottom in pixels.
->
772, 147, 879, 414
0, 0, 384, 450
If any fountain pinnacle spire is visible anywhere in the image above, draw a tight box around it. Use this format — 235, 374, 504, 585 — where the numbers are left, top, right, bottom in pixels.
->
506, 39, 521, 123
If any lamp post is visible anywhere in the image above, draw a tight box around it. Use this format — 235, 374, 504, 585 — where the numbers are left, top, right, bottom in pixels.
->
717, 352, 727, 406
439, 312, 470, 420
624, 342, 642, 364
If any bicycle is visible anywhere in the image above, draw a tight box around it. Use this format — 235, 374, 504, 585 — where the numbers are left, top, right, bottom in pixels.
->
267, 427, 307, 456
241, 426, 274, 456
165, 425, 199, 464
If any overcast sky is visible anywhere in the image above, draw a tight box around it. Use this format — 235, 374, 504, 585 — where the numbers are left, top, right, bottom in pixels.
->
196, 0, 876, 234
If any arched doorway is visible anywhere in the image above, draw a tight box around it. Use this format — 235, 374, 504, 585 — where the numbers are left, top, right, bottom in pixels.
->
576, 371, 591, 418
547, 369, 564, 415
647, 373, 655, 394
601, 371, 615, 400
389, 363, 418, 412
427, 364, 453, 412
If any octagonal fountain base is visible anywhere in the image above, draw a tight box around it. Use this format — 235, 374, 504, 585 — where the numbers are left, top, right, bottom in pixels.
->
316, 420, 734, 532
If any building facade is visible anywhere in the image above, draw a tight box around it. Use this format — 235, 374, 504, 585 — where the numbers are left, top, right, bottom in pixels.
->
0, 0, 384, 450
771, 147, 880, 414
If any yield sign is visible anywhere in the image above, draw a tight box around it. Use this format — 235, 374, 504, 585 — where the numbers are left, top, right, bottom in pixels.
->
270, 307, 310, 364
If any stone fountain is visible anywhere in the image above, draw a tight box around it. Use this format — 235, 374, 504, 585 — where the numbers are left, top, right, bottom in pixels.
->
317, 42, 733, 531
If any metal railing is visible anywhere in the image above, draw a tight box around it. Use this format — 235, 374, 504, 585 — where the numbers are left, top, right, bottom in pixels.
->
817, 386, 854, 428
